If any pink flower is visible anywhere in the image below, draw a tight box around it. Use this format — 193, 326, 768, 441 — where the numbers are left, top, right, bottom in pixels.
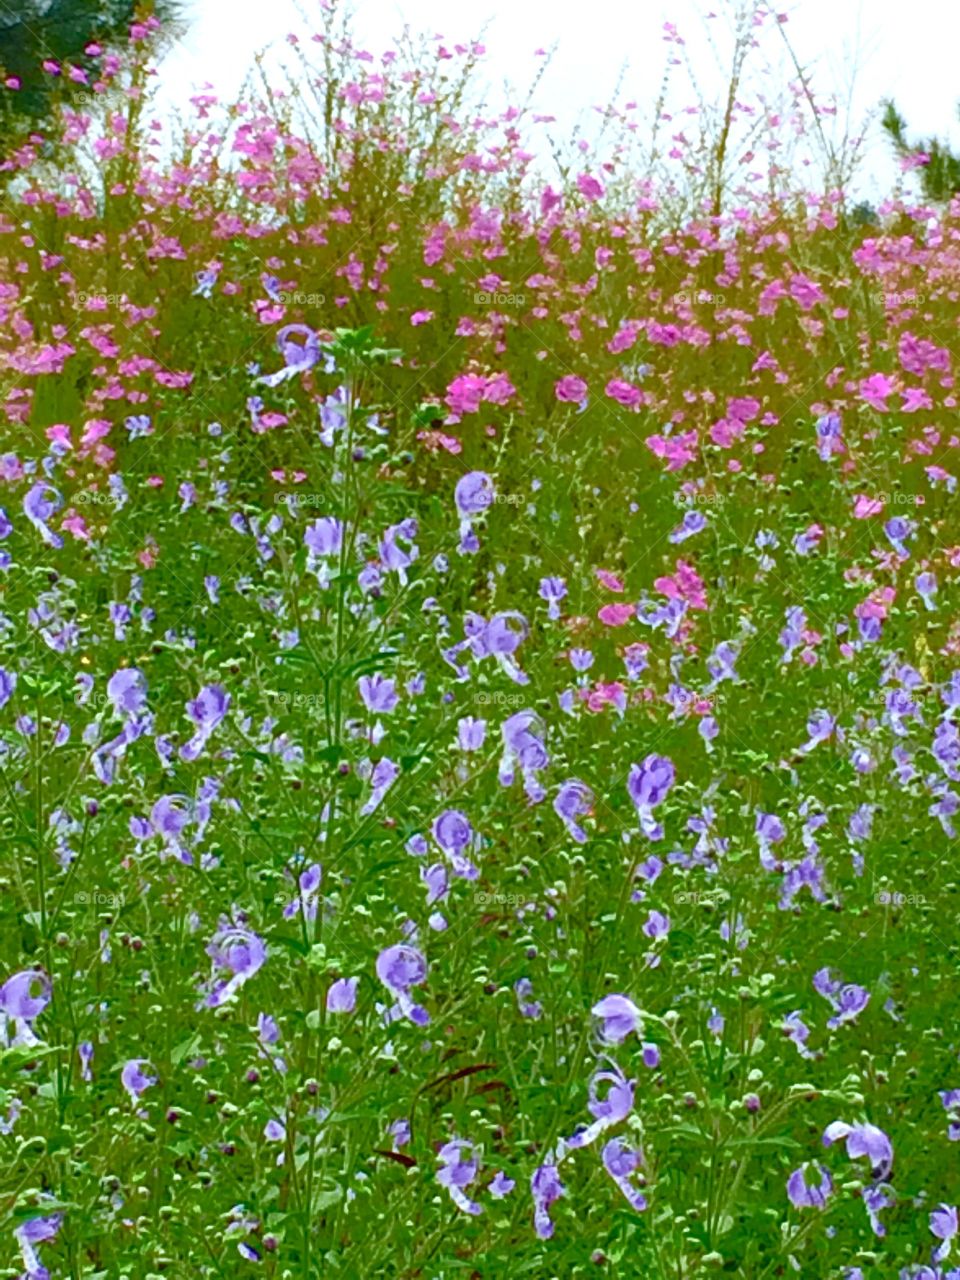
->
859, 373, 895, 412
410, 310, 434, 326
596, 569, 625, 592
577, 173, 605, 201
598, 603, 634, 626
605, 379, 642, 409
901, 387, 932, 413
555, 375, 588, 404
647, 430, 698, 471
853, 494, 885, 519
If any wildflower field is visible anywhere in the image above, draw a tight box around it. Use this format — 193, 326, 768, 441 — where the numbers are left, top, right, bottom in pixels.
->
1, 5, 960, 1277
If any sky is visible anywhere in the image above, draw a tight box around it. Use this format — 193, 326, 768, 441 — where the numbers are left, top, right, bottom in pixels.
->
155, 0, 960, 198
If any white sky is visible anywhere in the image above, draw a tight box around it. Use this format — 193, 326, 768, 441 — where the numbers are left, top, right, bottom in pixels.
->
155, 0, 960, 199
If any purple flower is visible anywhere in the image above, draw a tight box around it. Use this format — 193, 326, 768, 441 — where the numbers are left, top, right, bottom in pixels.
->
454, 471, 495, 553
822, 1120, 893, 1181
669, 508, 707, 544
121, 1058, 157, 1105
800, 709, 837, 753
181, 684, 230, 761
825, 982, 870, 1030
455, 470, 496, 517
0, 667, 16, 709
642, 909, 670, 941
264, 1117, 286, 1142
815, 411, 844, 460
932, 1203, 959, 1263
432, 809, 479, 880
421, 862, 448, 906
564, 1064, 634, 1151
531, 1162, 565, 1240
784, 1010, 816, 1059
200, 921, 267, 1008
106, 667, 148, 719
360, 756, 399, 816
627, 755, 675, 839
376, 943, 429, 1026
327, 976, 359, 1014
514, 977, 542, 1020
14, 1213, 63, 1279
553, 779, 593, 844
379, 518, 419, 584
0, 969, 51, 1022
787, 1162, 833, 1209
437, 1139, 483, 1215
539, 576, 567, 620
591, 993, 643, 1045
499, 709, 549, 801
489, 1170, 515, 1199
283, 862, 322, 922
79, 1041, 94, 1081
23, 481, 63, 547
917, 570, 938, 610
358, 674, 399, 715
940, 1090, 960, 1141
257, 323, 321, 386
305, 516, 344, 565
456, 716, 487, 751
602, 1138, 648, 1211
862, 1182, 894, 1237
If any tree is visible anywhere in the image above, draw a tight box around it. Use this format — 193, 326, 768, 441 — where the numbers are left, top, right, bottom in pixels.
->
882, 99, 960, 203
0, 1, 181, 146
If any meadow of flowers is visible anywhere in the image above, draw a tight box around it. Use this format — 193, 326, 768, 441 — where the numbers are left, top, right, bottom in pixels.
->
1, 5, 960, 1277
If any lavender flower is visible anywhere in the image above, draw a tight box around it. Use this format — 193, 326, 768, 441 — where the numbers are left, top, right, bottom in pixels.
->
376, 943, 429, 1026
437, 1139, 483, 1215
627, 754, 675, 839
786, 1163, 833, 1209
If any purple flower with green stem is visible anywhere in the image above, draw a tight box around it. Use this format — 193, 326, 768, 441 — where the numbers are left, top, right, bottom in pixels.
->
539, 576, 566, 619
454, 470, 495, 554
822, 1120, 893, 1182
256, 323, 321, 387
627, 754, 675, 839
554, 779, 593, 843
121, 1058, 157, 1105
563, 1062, 634, 1152
14, 1212, 63, 1280
199, 920, 267, 1009
376, 943, 429, 1026
786, 1162, 833, 1209
181, 684, 230, 761
23, 481, 63, 548
602, 1138, 648, 1211
358, 674, 399, 715
0, 969, 51, 1048
932, 1204, 959, 1263
327, 977, 358, 1014
591, 994, 643, 1045
437, 1139, 483, 1215
531, 1161, 565, 1240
